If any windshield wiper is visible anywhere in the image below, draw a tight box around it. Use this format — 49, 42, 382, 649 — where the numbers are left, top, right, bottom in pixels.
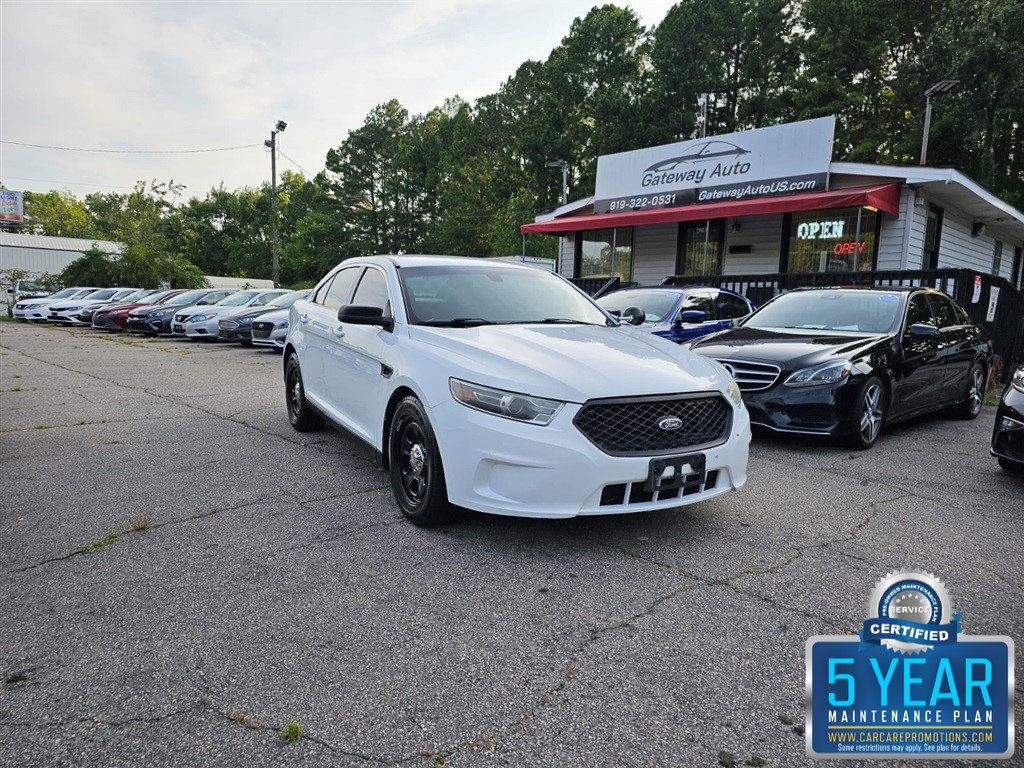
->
419, 318, 496, 327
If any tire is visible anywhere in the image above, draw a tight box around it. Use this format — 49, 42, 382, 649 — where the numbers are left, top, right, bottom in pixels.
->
284, 353, 324, 432
998, 456, 1024, 474
389, 396, 451, 526
847, 375, 886, 449
951, 362, 986, 420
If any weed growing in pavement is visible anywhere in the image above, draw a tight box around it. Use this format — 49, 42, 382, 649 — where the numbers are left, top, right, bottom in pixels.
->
34, 423, 54, 430
9, 386, 22, 392
280, 720, 303, 743
125, 512, 152, 532
621, 547, 640, 558
74, 530, 120, 554
848, 452, 862, 459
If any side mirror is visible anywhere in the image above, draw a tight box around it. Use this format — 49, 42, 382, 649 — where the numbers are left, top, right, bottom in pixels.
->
907, 323, 940, 337
676, 309, 707, 325
338, 304, 394, 332
620, 305, 646, 326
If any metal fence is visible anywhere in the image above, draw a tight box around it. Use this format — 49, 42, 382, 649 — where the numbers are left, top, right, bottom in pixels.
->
570, 275, 621, 298
661, 269, 1024, 380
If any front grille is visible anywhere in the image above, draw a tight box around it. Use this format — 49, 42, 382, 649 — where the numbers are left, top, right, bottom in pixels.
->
251, 324, 272, 339
174, 313, 190, 323
219, 320, 239, 330
574, 394, 731, 456
599, 470, 720, 506
715, 359, 782, 391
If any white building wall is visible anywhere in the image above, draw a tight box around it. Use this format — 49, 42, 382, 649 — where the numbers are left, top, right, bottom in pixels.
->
877, 188, 914, 270
937, 212, 997, 272
631, 223, 677, 285
721, 214, 784, 274
557, 234, 575, 277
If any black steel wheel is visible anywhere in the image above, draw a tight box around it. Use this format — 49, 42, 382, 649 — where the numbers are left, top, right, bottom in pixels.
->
284, 353, 324, 432
847, 375, 886, 449
389, 396, 451, 526
952, 362, 986, 420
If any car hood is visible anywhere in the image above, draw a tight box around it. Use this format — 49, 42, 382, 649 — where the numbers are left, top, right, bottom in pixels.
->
690, 326, 887, 368
407, 324, 727, 403
230, 305, 277, 320
255, 309, 288, 323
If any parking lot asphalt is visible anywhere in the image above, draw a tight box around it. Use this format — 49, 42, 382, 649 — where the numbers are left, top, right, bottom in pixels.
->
0, 321, 1020, 768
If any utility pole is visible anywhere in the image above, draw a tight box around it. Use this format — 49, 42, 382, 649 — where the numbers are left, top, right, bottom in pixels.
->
265, 120, 287, 286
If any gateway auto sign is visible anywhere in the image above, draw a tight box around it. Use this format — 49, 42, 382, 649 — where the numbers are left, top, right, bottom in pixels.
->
593, 116, 836, 215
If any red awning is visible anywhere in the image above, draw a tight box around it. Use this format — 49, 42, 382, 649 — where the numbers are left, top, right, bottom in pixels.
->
520, 182, 902, 234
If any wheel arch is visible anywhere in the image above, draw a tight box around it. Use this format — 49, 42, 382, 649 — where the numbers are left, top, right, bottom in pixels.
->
381, 386, 419, 470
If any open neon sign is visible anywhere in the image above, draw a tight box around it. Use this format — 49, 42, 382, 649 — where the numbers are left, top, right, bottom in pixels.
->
834, 241, 867, 255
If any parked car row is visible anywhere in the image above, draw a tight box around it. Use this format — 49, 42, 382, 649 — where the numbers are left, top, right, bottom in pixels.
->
280, 256, 1014, 529
14, 284, 309, 348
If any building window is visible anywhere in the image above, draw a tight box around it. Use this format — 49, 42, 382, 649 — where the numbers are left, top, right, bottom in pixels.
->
676, 220, 725, 275
992, 241, 1003, 276
923, 204, 944, 269
787, 207, 878, 273
578, 228, 633, 282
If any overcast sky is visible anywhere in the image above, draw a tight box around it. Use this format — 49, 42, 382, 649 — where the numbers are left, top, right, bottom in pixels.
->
1, 1, 676, 202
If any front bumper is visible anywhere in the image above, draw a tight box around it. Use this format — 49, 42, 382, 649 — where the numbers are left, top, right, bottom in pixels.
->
93, 313, 128, 331
738, 379, 860, 436
184, 318, 219, 338
428, 396, 750, 519
252, 322, 287, 349
990, 399, 1024, 466
126, 316, 171, 334
218, 325, 253, 342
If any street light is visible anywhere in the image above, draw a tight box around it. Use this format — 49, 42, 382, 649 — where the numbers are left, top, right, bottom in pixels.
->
265, 120, 287, 286
545, 160, 568, 205
919, 80, 958, 165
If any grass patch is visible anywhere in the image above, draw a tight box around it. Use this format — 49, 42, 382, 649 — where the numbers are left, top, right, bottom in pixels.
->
34, 423, 55, 430
125, 512, 152, 532
848, 452, 862, 460
74, 530, 120, 554
280, 720, 303, 743
9, 386, 22, 392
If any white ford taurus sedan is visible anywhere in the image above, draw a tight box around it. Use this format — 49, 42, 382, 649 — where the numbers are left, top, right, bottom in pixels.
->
284, 256, 750, 526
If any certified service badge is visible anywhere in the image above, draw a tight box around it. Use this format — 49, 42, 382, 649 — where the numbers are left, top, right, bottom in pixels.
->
806, 570, 1014, 759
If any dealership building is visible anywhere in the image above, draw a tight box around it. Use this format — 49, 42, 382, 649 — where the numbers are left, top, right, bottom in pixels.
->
522, 118, 1024, 292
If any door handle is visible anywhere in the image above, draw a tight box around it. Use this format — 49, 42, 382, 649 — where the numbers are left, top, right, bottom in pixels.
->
333, 326, 345, 338
300, 313, 310, 324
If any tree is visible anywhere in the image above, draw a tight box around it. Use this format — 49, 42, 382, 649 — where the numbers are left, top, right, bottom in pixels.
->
21, 190, 98, 238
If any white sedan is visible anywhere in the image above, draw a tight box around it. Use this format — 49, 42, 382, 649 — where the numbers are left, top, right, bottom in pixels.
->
250, 308, 290, 350
13, 287, 101, 321
284, 256, 750, 526
47, 288, 139, 324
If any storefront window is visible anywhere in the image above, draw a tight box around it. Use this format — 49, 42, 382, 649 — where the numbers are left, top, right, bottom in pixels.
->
787, 207, 877, 273
579, 228, 633, 282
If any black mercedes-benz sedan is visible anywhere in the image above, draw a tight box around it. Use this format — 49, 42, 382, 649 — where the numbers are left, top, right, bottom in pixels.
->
689, 286, 992, 449
991, 364, 1024, 474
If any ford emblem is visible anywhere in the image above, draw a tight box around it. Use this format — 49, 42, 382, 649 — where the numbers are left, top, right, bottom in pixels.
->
657, 416, 683, 431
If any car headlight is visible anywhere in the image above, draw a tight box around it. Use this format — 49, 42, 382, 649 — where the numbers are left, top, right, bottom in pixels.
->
725, 378, 743, 407
784, 360, 852, 387
450, 379, 563, 425
190, 313, 215, 323
1012, 367, 1024, 394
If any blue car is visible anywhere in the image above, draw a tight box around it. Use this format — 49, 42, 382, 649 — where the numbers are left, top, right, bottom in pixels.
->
598, 286, 755, 343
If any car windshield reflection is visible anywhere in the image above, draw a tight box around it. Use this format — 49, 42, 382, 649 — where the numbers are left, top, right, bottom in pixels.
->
399, 264, 610, 326
746, 290, 902, 334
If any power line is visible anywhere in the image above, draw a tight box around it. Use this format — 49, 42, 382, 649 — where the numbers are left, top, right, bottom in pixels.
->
277, 149, 313, 178
0, 140, 262, 155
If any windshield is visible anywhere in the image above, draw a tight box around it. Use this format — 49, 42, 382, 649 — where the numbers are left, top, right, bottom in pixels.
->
267, 290, 308, 308
745, 290, 902, 334
119, 289, 152, 302
87, 289, 121, 300
168, 289, 215, 306
598, 290, 680, 322
217, 291, 260, 307
46, 288, 79, 300
399, 264, 610, 326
